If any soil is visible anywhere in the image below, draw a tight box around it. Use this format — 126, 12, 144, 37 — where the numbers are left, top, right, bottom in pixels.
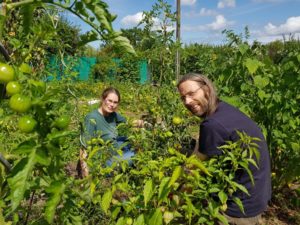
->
262, 204, 300, 225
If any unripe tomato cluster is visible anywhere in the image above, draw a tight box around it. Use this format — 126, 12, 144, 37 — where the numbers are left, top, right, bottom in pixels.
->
0, 62, 35, 132
0, 62, 58, 133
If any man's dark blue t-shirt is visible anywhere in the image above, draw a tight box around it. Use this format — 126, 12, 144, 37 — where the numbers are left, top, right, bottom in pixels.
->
199, 101, 271, 217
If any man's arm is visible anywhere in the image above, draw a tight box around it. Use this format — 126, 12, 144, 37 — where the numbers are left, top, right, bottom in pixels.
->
193, 139, 208, 161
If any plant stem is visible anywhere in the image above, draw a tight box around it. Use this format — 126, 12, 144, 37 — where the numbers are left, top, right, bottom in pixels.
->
24, 190, 36, 225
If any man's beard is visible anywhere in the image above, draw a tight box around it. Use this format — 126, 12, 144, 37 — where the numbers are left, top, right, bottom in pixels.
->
187, 98, 209, 117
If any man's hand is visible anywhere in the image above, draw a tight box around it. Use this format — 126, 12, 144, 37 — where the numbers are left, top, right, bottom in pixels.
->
193, 139, 208, 161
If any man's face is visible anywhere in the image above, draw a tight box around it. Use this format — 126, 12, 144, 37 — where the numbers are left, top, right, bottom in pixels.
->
178, 80, 209, 117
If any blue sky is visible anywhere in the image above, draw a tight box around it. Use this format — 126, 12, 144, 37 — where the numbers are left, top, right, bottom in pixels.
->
66, 0, 300, 48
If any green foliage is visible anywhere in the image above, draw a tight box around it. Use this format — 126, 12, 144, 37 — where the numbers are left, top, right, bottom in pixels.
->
83, 130, 258, 225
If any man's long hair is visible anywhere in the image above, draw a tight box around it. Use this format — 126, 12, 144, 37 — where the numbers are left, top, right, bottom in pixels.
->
177, 73, 219, 117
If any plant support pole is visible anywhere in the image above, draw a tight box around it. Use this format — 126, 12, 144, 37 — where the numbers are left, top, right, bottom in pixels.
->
176, 0, 181, 81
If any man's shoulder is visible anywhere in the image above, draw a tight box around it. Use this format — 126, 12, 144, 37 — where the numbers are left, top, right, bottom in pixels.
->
207, 101, 247, 123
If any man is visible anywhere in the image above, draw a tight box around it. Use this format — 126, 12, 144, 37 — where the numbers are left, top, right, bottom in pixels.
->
177, 73, 271, 225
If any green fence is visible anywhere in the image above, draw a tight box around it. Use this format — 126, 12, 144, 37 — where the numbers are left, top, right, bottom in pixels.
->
47, 56, 148, 84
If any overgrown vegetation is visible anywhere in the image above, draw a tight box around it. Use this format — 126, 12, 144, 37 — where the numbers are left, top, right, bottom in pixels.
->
0, 0, 299, 224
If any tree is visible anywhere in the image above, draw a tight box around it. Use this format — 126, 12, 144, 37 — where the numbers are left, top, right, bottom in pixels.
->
138, 0, 177, 84
0, 0, 135, 57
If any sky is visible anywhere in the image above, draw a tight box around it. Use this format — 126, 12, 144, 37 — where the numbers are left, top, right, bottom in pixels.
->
66, 0, 300, 48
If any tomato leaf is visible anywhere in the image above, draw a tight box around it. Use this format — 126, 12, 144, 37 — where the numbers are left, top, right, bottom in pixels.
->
7, 149, 37, 211
13, 139, 37, 155
45, 180, 65, 224
253, 75, 269, 89
36, 148, 51, 166
238, 43, 249, 55
244, 58, 260, 74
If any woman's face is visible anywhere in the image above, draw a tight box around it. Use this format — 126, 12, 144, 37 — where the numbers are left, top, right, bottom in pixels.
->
101, 93, 119, 115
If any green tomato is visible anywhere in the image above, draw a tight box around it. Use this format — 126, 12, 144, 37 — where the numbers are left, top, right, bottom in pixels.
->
165, 131, 173, 137
91, 138, 98, 145
18, 115, 37, 133
29, 79, 46, 92
9, 94, 31, 113
6, 81, 21, 96
126, 218, 133, 225
54, 115, 70, 129
19, 63, 32, 74
172, 116, 182, 125
0, 62, 15, 83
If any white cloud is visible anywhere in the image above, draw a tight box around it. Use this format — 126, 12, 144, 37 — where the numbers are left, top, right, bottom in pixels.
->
252, 0, 284, 3
207, 15, 234, 30
183, 14, 234, 32
121, 13, 175, 32
199, 8, 218, 16
253, 33, 300, 44
264, 16, 300, 35
217, 0, 236, 9
152, 17, 175, 32
121, 12, 144, 26
181, 0, 197, 6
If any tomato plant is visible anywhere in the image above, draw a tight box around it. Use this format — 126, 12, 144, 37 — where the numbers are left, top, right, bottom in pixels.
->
9, 94, 31, 113
18, 115, 37, 133
0, 62, 15, 83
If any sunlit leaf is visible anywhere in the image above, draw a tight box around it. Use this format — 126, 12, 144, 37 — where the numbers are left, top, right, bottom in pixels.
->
233, 197, 245, 215
148, 208, 162, 225
168, 166, 182, 187
253, 75, 269, 89
186, 155, 211, 176
238, 43, 249, 55
218, 191, 228, 204
244, 58, 260, 74
144, 179, 154, 207
133, 214, 145, 225
45, 180, 65, 224
158, 177, 170, 203
101, 190, 112, 214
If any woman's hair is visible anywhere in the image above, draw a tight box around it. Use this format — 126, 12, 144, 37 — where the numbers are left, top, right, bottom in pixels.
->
177, 73, 219, 116
101, 87, 121, 102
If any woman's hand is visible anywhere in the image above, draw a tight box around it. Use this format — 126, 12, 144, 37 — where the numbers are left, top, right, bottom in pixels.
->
132, 119, 144, 128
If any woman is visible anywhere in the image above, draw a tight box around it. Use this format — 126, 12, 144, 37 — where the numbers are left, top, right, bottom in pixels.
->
84, 87, 134, 166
